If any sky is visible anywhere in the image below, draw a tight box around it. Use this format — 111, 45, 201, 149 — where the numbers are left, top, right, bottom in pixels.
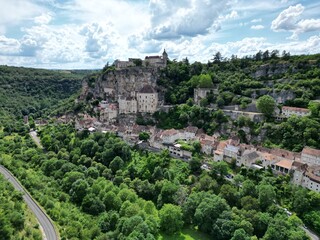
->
0, 0, 319, 69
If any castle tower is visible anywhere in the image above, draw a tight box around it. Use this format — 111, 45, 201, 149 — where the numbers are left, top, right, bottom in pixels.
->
162, 49, 168, 66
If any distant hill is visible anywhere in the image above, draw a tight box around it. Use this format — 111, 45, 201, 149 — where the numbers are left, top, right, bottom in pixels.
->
0, 65, 96, 123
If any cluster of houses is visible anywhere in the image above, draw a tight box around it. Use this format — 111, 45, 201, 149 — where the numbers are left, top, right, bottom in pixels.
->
68, 109, 320, 193
114, 123, 318, 194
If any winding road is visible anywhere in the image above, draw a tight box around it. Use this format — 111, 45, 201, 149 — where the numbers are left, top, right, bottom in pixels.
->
0, 165, 59, 240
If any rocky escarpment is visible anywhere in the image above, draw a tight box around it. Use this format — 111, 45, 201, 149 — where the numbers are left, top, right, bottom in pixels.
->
251, 63, 295, 79
251, 60, 320, 79
92, 67, 162, 101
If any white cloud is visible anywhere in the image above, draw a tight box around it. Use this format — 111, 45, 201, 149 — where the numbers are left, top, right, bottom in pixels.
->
80, 22, 121, 59
234, 0, 291, 12
0, 35, 20, 55
271, 4, 304, 31
147, 0, 230, 39
271, 4, 320, 39
251, 18, 262, 23
223, 10, 239, 20
64, 0, 149, 37
34, 13, 53, 25
251, 25, 265, 30
0, 0, 319, 69
0, 0, 45, 33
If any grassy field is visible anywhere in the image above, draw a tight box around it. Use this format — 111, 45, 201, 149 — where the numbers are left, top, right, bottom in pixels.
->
158, 227, 211, 240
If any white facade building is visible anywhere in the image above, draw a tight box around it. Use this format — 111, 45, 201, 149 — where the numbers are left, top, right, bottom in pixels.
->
137, 85, 158, 113
282, 106, 310, 117
301, 147, 320, 166
118, 96, 137, 114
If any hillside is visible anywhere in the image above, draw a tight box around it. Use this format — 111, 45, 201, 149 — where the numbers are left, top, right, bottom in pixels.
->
79, 52, 320, 151
0, 53, 320, 239
0, 65, 95, 125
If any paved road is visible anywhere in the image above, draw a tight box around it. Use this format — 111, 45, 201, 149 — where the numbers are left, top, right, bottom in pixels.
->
29, 131, 43, 149
0, 165, 58, 240
301, 226, 319, 240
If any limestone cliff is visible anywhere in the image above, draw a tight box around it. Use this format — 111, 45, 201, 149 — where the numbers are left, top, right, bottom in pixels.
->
91, 67, 162, 101
251, 63, 294, 79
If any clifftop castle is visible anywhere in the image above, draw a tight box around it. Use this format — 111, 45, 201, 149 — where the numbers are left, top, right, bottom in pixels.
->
114, 49, 168, 69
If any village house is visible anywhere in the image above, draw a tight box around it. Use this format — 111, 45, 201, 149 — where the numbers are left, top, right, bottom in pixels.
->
223, 144, 242, 163
237, 150, 260, 167
282, 106, 310, 117
185, 126, 199, 140
302, 165, 320, 193
160, 129, 181, 144
271, 159, 294, 174
214, 141, 228, 162
149, 129, 165, 149
98, 102, 118, 123
137, 85, 158, 113
259, 152, 279, 168
292, 164, 320, 193
200, 139, 217, 155
168, 143, 192, 159
301, 146, 320, 166
222, 109, 264, 122
118, 96, 138, 114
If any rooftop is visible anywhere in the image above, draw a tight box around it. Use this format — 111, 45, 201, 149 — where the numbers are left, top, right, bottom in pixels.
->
185, 126, 198, 134
282, 106, 310, 113
139, 85, 156, 94
276, 159, 293, 169
161, 129, 179, 137
243, 151, 260, 161
302, 146, 320, 157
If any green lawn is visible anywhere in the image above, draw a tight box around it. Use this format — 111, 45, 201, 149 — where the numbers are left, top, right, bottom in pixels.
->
158, 227, 211, 240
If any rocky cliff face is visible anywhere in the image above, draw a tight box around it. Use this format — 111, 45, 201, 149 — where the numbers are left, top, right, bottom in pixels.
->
252, 63, 294, 79
92, 67, 161, 101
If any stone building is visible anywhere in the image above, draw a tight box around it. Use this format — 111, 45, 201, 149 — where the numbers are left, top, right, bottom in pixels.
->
99, 103, 118, 123
118, 96, 137, 114
114, 49, 168, 69
194, 88, 217, 105
293, 164, 320, 193
144, 49, 168, 68
282, 106, 310, 117
137, 85, 158, 113
301, 147, 320, 166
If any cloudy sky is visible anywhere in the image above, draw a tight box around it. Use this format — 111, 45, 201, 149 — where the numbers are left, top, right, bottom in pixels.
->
0, 0, 319, 69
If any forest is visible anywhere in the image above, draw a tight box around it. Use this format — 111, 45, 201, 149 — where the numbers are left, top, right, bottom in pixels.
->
0, 65, 91, 125
1, 123, 319, 239
0, 174, 42, 240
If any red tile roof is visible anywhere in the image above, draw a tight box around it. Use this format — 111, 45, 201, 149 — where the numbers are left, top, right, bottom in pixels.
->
302, 147, 320, 157
282, 106, 310, 113
276, 159, 293, 169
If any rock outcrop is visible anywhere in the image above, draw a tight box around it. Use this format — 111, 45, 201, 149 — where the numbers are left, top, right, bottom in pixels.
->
93, 67, 161, 101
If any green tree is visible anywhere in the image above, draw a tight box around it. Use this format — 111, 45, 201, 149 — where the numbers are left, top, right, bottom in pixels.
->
258, 184, 276, 211
81, 194, 105, 215
231, 228, 251, 240
139, 132, 150, 141
159, 204, 183, 234
194, 195, 230, 233
198, 74, 213, 88
256, 95, 276, 118
109, 156, 124, 173
69, 179, 89, 204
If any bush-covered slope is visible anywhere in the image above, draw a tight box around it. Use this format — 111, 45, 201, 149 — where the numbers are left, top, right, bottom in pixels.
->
0, 65, 93, 123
